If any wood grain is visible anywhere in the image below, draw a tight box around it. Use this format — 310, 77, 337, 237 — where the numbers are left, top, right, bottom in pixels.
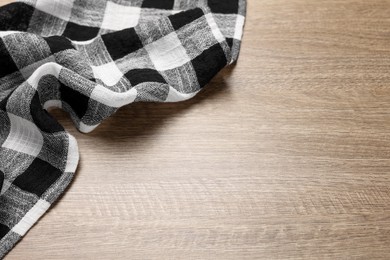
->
3, 0, 390, 259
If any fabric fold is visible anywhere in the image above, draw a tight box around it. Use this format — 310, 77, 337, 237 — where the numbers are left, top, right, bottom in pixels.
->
0, 0, 246, 257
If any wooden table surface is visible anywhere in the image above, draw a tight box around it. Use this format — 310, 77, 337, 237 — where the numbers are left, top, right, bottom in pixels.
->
3, 0, 390, 259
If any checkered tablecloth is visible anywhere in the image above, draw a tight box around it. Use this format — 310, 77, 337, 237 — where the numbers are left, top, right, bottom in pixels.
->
0, 0, 246, 257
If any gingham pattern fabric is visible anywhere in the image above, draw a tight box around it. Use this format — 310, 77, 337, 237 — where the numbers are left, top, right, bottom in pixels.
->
0, 0, 246, 257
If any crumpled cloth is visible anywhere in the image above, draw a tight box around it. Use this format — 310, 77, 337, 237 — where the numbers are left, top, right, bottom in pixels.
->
0, 0, 246, 256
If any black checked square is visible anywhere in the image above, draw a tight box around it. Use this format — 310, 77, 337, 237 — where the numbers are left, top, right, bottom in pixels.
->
208, 0, 239, 14
60, 83, 90, 119
125, 69, 166, 86
45, 35, 75, 54
63, 22, 100, 41
0, 93, 9, 110
102, 28, 143, 61
0, 2, 34, 31
226, 38, 234, 49
191, 43, 227, 87
169, 8, 204, 31
0, 223, 9, 239
13, 158, 62, 197
142, 0, 174, 9
0, 170, 3, 195
0, 39, 18, 78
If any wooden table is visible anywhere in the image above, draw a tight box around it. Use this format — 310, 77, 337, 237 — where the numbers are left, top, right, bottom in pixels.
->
3, 0, 390, 259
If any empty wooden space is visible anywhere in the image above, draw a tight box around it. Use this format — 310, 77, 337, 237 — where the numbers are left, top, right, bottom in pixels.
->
3, 0, 390, 259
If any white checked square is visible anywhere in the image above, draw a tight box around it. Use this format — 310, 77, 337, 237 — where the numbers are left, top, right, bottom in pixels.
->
145, 32, 190, 71
35, 0, 75, 21
101, 2, 141, 31
2, 113, 44, 157
92, 62, 123, 86
234, 15, 245, 40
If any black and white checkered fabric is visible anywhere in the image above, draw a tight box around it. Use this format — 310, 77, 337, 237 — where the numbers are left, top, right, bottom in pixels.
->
0, 0, 246, 256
